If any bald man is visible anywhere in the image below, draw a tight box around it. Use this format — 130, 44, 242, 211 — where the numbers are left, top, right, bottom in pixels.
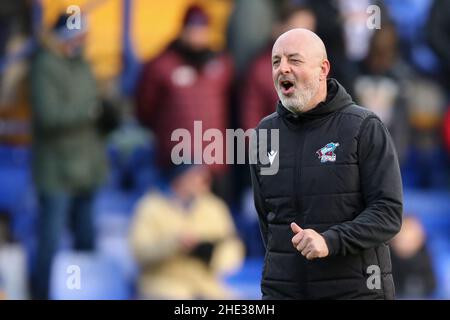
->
249, 29, 403, 299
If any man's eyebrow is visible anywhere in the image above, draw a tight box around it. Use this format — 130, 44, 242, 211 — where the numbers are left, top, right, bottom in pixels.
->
287, 53, 303, 59
272, 53, 303, 59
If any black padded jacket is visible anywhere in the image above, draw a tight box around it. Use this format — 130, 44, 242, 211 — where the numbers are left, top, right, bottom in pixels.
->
249, 78, 403, 299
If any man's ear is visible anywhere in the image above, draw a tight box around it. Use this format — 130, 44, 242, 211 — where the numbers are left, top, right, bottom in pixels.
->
320, 59, 330, 81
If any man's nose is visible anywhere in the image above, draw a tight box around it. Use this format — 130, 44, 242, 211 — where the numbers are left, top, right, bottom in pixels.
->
279, 59, 291, 74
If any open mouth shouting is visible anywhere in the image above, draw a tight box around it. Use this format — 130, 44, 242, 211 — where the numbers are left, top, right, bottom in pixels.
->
279, 78, 295, 96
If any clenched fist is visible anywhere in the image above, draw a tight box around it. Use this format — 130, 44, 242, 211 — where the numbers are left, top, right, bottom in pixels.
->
291, 222, 329, 260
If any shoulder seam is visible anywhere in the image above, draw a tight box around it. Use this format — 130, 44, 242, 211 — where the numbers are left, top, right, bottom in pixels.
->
338, 111, 366, 120
258, 112, 280, 128
337, 104, 375, 120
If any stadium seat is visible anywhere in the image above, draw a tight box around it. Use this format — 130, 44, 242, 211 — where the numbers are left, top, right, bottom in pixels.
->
224, 258, 262, 299
0, 145, 37, 243
403, 189, 450, 238
97, 233, 138, 287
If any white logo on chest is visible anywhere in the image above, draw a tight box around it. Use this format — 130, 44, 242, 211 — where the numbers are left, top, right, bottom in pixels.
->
268, 150, 278, 165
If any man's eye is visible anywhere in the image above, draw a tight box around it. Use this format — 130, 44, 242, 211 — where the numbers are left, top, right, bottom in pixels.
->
272, 61, 280, 66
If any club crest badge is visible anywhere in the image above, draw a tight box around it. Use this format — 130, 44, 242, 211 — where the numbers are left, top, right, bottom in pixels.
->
316, 142, 340, 163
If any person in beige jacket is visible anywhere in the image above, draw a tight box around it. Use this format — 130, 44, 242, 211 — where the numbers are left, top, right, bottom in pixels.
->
129, 165, 245, 299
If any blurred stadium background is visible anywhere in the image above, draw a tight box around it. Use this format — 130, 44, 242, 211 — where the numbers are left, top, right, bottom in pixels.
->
0, 0, 449, 300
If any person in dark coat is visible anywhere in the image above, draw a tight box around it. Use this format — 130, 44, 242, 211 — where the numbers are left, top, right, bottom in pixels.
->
249, 28, 403, 299
135, 5, 234, 203
30, 14, 107, 299
426, 0, 450, 92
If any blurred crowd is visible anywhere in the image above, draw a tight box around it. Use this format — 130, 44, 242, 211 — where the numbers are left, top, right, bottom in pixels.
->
0, 0, 449, 300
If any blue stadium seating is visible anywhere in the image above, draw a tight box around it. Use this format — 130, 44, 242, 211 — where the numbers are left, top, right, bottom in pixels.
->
403, 189, 450, 238
0, 145, 37, 243
224, 258, 262, 300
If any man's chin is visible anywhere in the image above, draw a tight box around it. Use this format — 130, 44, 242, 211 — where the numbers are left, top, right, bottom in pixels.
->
283, 103, 303, 114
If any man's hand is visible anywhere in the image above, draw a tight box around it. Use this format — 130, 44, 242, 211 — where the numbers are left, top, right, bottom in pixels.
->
291, 222, 329, 260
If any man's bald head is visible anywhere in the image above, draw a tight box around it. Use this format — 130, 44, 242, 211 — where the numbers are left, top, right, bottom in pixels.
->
271, 28, 330, 114
273, 28, 328, 64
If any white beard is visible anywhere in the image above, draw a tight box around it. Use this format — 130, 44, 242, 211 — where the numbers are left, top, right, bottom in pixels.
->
277, 73, 320, 114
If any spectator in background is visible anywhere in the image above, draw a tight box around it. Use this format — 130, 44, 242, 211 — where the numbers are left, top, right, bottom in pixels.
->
135, 5, 234, 204
353, 23, 412, 165
443, 107, 450, 157
226, 0, 278, 77
308, 0, 358, 95
427, 0, 450, 93
390, 215, 437, 299
129, 164, 244, 299
354, 21, 450, 189
29, 14, 107, 299
401, 77, 448, 189
0, 0, 33, 146
241, 3, 317, 131
0, 0, 30, 57
337, 0, 377, 63
383, 0, 442, 83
